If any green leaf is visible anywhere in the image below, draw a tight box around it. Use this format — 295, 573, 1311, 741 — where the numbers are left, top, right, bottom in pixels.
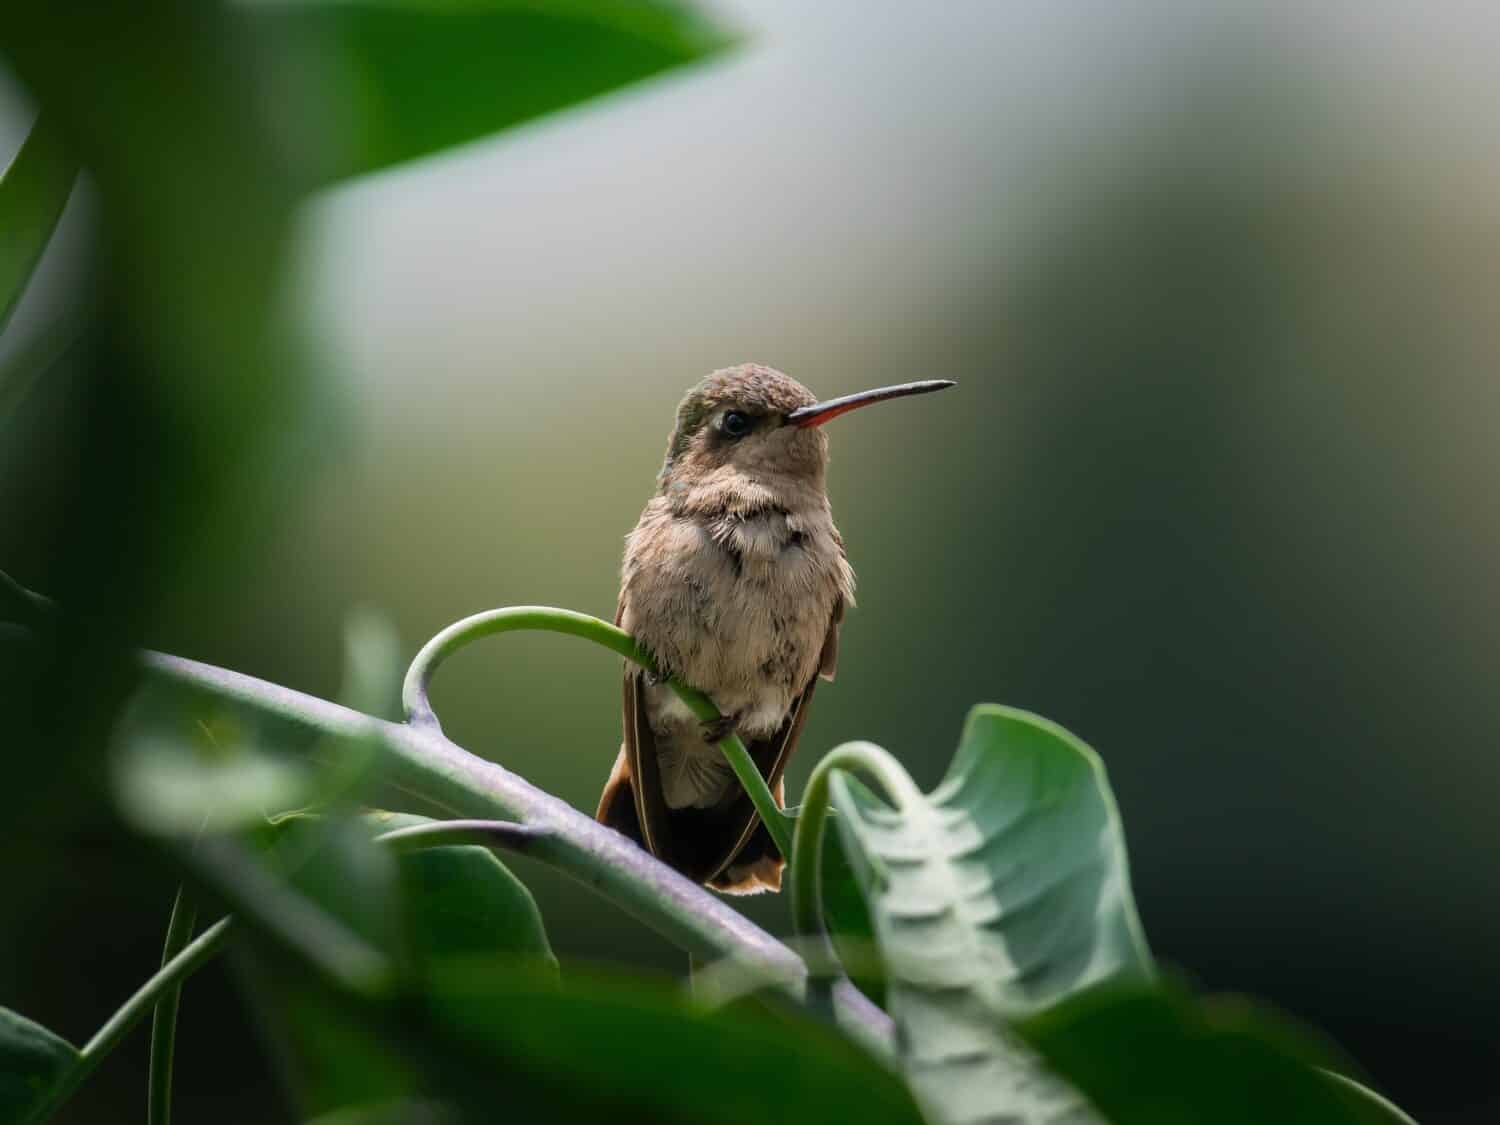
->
244, 964, 417, 1117
828, 704, 1152, 1123
218, 807, 909, 1122
423, 962, 924, 1125
240, 811, 556, 1115
1014, 980, 1417, 1125
0, 1006, 79, 1123
817, 812, 886, 1009
249, 0, 739, 185
0, 114, 78, 335
364, 812, 556, 971
232, 818, 408, 1115
276, 817, 408, 961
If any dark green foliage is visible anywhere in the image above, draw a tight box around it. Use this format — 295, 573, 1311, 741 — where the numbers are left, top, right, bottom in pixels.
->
1015, 981, 1416, 1125
0, 1008, 78, 1122
247, 0, 738, 185
195, 800, 918, 1123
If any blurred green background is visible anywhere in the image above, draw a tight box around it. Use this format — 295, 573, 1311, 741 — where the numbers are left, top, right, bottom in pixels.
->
3, 2, 1497, 1122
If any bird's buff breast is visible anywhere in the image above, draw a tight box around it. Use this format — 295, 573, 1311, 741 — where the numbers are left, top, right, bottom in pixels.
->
622, 506, 844, 737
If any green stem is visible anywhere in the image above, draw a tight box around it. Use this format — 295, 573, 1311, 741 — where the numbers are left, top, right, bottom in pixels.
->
402, 606, 793, 860
790, 741, 923, 978
28, 918, 234, 1123
80, 919, 232, 1064
147, 889, 198, 1125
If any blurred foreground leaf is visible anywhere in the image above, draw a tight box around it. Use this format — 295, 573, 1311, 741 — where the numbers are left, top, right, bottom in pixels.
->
0, 1007, 78, 1122
421, 961, 923, 1125
830, 705, 1152, 1122
111, 680, 319, 836
0, 113, 77, 334
1, 2, 317, 829
113, 609, 401, 838
225, 818, 914, 1122
1015, 980, 1418, 1125
251, 0, 739, 185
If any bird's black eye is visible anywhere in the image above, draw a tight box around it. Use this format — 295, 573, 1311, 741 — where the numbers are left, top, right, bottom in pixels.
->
721, 410, 751, 438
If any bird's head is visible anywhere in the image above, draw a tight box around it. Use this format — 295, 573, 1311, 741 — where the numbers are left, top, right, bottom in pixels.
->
657, 363, 953, 497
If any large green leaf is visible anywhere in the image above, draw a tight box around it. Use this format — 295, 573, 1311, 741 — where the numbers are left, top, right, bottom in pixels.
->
423, 961, 924, 1125
221, 828, 916, 1123
1014, 980, 1419, 1125
0, 114, 77, 334
247, 0, 738, 185
203, 789, 911, 1123
828, 704, 1152, 1123
250, 953, 921, 1124
0, 1006, 78, 1122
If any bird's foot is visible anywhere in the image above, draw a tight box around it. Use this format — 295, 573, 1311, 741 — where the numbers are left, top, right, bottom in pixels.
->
700, 712, 741, 744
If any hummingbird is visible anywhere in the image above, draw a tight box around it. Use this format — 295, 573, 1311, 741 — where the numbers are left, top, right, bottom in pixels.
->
595, 364, 955, 893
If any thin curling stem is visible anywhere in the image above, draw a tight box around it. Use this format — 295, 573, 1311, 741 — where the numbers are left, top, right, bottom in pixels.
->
790, 741, 924, 980
400, 605, 793, 860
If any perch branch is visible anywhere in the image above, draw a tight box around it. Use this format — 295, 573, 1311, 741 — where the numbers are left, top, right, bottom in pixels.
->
140, 647, 892, 1054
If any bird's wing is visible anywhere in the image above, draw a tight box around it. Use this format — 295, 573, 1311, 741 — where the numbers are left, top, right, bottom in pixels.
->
596, 597, 677, 867
818, 594, 845, 681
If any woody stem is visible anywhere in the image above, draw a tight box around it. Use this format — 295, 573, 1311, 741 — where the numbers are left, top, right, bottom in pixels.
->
132, 639, 886, 1048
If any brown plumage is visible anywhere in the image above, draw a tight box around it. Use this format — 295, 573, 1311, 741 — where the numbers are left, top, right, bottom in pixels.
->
595, 364, 953, 893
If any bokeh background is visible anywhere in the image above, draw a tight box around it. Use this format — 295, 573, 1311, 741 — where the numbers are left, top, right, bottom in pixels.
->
4, 2, 1498, 1122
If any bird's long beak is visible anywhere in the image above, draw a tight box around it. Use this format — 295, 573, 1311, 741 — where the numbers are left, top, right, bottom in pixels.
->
784, 379, 956, 428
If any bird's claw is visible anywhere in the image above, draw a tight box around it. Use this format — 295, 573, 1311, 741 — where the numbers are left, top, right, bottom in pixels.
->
700, 712, 740, 744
